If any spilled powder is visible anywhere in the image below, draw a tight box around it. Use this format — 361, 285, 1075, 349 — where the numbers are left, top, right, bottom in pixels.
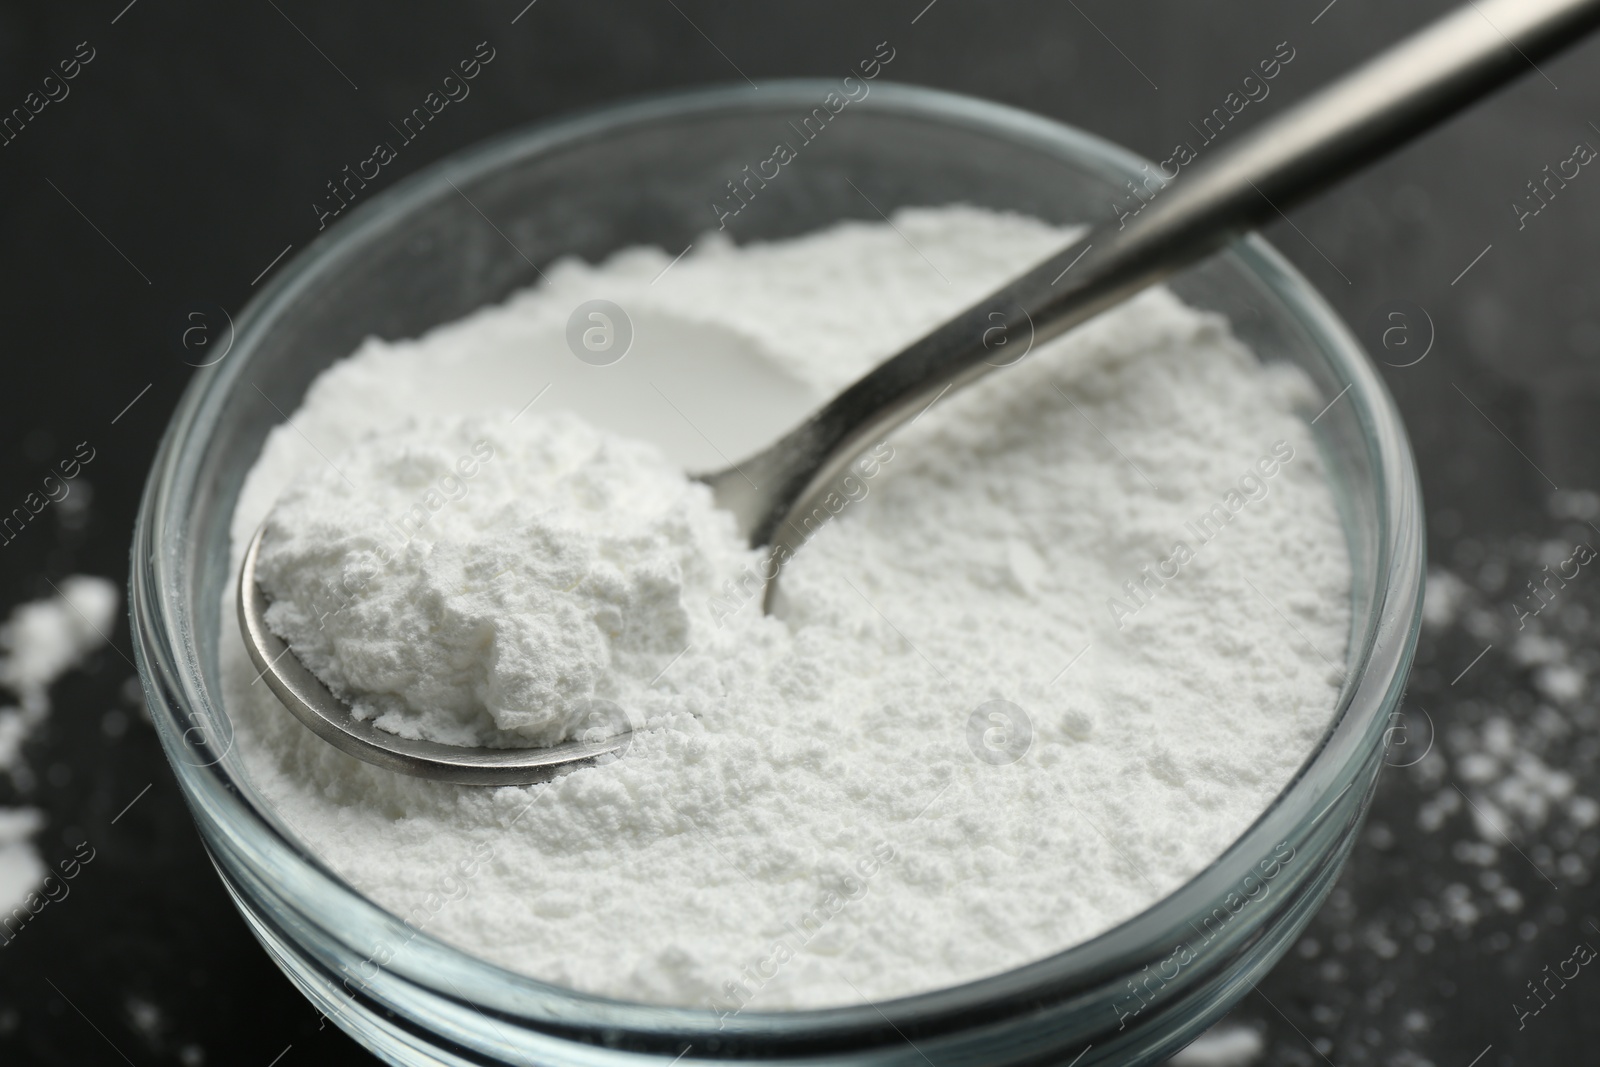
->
0, 576, 119, 912
1254, 489, 1600, 1064
1170, 1023, 1266, 1067
228, 207, 1351, 1009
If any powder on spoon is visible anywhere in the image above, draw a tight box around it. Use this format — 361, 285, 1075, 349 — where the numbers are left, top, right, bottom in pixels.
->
254, 414, 747, 747
228, 206, 1351, 1010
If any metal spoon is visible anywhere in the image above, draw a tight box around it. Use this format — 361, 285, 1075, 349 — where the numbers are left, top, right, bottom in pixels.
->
241, 0, 1600, 784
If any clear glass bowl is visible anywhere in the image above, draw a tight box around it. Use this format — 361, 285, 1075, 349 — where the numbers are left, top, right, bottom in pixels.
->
130, 82, 1424, 1066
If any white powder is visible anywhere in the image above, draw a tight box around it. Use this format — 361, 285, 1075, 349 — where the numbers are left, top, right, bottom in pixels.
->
256, 415, 746, 747
227, 207, 1350, 1010
0, 808, 46, 919
1410, 543, 1599, 928
0, 576, 119, 913
0, 575, 119, 724
1170, 1023, 1266, 1067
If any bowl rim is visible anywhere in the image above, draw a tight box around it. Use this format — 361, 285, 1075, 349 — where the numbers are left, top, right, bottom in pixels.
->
131, 77, 1425, 1039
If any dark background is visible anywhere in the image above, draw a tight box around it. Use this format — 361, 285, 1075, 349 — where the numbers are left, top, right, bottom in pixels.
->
2, 0, 1599, 1064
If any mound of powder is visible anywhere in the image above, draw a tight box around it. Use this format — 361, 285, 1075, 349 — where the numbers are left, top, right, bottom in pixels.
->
225, 206, 1351, 1010
255, 415, 751, 746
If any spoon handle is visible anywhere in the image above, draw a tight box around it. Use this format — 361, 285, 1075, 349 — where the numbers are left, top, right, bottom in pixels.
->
716, 0, 1600, 551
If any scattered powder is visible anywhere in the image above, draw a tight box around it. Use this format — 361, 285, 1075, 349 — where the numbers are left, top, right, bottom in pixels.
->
1412, 551, 1597, 887
1170, 1023, 1266, 1067
0, 576, 119, 913
1249, 489, 1600, 1063
1421, 568, 1471, 631
228, 207, 1350, 1008
0, 576, 119, 725
0, 809, 46, 920
1407, 544, 1600, 934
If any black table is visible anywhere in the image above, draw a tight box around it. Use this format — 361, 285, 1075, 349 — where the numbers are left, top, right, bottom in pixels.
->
2, 1, 1596, 1063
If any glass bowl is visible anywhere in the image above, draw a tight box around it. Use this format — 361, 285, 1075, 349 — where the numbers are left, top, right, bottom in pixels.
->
130, 81, 1424, 1066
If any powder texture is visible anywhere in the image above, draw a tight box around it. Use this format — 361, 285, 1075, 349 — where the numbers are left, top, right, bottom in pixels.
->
226, 207, 1351, 1010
